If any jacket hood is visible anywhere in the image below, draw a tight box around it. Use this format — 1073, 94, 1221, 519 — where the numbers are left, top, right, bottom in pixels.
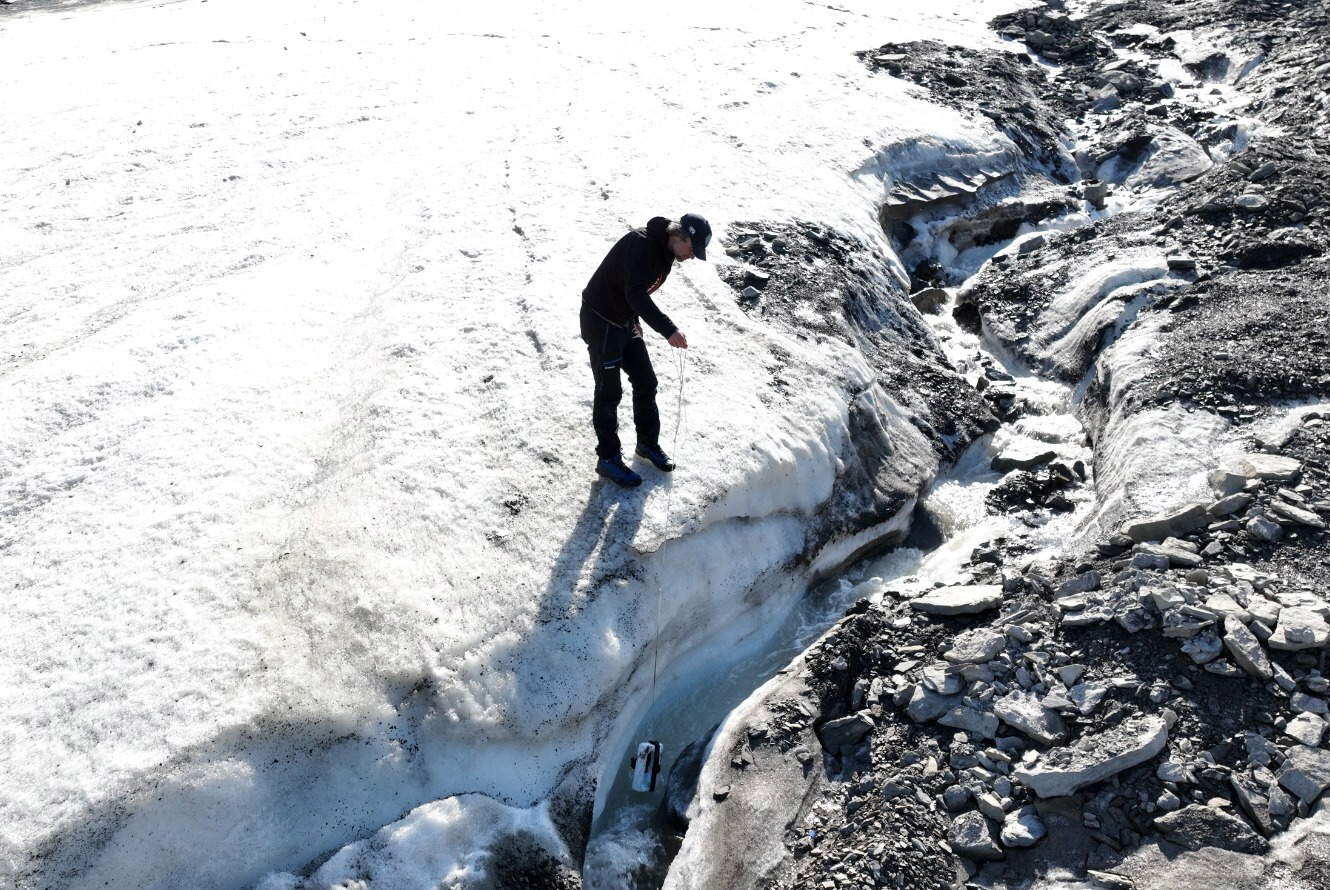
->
645, 216, 672, 246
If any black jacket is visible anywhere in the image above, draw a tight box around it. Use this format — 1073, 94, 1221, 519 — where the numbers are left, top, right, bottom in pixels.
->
581, 217, 678, 338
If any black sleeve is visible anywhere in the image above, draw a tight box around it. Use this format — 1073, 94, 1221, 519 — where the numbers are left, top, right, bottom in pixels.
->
623, 237, 678, 339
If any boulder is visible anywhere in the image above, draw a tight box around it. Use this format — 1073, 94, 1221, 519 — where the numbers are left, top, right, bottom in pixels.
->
910, 585, 1003, 616
1209, 492, 1253, 517
1284, 713, 1327, 747
1000, 805, 1046, 848
994, 690, 1067, 745
1014, 714, 1168, 798
1246, 516, 1283, 543
817, 712, 875, 751
1210, 454, 1301, 495
1270, 500, 1328, 529
1277, 746, 1330, 805
939, 705, 999, 739
944, 629, 1006, 665
907, 685, 962, 723
910, 287, 948, 314
1153, 804, 1269, 854
949, 811, 1004, 861
1268, 607, 1330, 651
1121, 503, 1209, 543
1222, 616, 1272, 680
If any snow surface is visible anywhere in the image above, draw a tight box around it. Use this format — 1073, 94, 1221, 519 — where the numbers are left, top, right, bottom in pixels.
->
1, 0, 1036, 887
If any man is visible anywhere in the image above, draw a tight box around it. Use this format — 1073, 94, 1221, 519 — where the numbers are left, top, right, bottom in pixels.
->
580, 213, 711, 487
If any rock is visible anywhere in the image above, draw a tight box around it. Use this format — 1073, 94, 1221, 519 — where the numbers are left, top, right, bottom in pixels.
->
992, 447, 1057, 473
944, 629, 1007, 665
817, 712, 875, 751
1291, 693, 1329, 717
976, 792, 1007, 821
1230, 773, 1275, 837
910, 287, 948, 314
1156, 761, 1191, 784
1209, 492, 1253, 517
1166, 255, 1197, 272
1157, 789, 1183, 811
1268, 607, 1330, 651
922, 663, 963, 695
1068, 682, 1107, 715
939, 705, 999, 739
1121, 503, 1209, 543
1284, 713, 1327, 747
907, 685, 962, 723
739, 285, 762, 300
1057, 571, 1102, 595
1235, 193, 1269, 210
1056, 664, 1085, 686
1181, 632, 1223, 664
1000, 805, 1046, 848
1210, 454, 1301, 495
1137, 541, 1202, 568
1277, 746, 1330, 805
1269, 500, 1328, 529
994, 690, 1067, 745
1246, 516, 1283, 543
949, 811, 1004, 861
1101, 127, 1212, 189
910, 585, 1003, 616
1223, 616, 1273, 680
1083, 180, 1109, 209
943, 785, 971, 810
1153, 804, 1269, 854
1014, 714, 1168, 798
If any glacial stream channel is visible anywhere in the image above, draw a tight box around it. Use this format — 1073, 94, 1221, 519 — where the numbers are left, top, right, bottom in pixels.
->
584, 250, 1101, 888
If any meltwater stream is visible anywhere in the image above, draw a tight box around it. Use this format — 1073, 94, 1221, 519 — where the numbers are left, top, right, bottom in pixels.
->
583, 285, 1099, 888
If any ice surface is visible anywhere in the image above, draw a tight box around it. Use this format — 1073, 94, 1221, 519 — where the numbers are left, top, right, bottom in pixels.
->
0, 0, 1032, 886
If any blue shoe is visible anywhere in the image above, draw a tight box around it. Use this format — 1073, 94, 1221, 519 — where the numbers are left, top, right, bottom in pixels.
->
635, 442, 675, 472
596, 456, 642, 488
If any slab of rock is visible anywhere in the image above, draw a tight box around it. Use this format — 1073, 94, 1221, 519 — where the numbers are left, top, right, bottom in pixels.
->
817, 712, 875, 751
1210, 454, 1301, 495
1182, 631, 1223, 664
1137, 541, 1202, 568
994, 690, 1067, 745
1270, 500, 1328, 529
907, 685, 962, 723
1121, 503, 1209, 543
1277, 745, 1330, 805
944, 629, 1006, 665
910, 287, 947, 314
1223, 616, 1273, 680
910, 585, 1002, 616
1268, 607, 1330, 651
939, 705, 999, 739
992, 447, 1057, 473
1230, 773, 1275, 838
1209, 492, 1253, 517
1153, 804, 1269, 854
1000, 805, 1046, 848
1014, 714, 1168, 798
1284, 713, 1327, 747
949, 811, 1004, 861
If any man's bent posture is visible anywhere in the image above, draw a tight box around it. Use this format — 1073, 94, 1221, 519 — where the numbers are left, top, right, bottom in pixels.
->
579, 213, 710, 488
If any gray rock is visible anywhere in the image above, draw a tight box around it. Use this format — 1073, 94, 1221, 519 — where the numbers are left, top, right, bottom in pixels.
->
1014, 714, 1168, 798
944, 629, 1006, 665
1246, 516, 1283, 542
907, 685, 962, 723
1230, 773, 1275, 837
1284, 713, 1327, 747
1209, 454, 1301, 495
939, 705, 999, 739
1223, 616, 1273, 680
1137, 541, 1202, 569
994, 690, 1067, 745
1209, 492, 1253, 517
1291, 693, 1329, 716
1157, 789, 1183, 811
1000, 805, 1046, 848
739, 285, 762, 299
1268, 607, 1330, 651
1156, 760, 1192, 784
949, 811, 1004, 861
1181, 631, 1223, 664
911, 287, 948, 314
976, 792, 1007, 821
1277, 745, 1330, 805
910, 584, 1003, 616
1121, 503, 1209, 543
1153, 804, 1269, 853
1068, 682, 1108, 715
817, 712, 875, 751
1270, 500, 1328, 529
992, 447, 1057, 473
1057, 571, 1102, 595
1056, 664, 1086, 686
942, 784, 971, 810
921, 663, 964, 695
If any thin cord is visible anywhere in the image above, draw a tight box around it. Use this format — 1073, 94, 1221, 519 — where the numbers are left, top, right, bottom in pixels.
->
648, 349, 688, 731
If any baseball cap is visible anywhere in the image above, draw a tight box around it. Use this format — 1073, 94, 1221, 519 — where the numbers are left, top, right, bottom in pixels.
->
681, 213, 712, 260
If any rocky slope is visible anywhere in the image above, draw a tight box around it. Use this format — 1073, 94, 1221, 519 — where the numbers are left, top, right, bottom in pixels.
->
663, 2, 1330, 888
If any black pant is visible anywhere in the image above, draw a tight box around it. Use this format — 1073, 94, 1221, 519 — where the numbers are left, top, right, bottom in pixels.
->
582, 310, 659, 459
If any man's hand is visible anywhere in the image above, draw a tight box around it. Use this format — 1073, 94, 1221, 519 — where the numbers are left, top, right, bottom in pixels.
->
668, 331, 688, 349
